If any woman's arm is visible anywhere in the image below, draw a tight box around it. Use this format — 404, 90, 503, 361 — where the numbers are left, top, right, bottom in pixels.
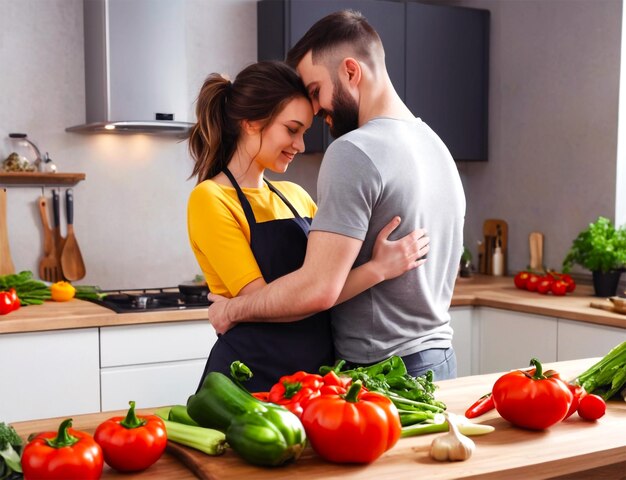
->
335, 216, 429, 305
237, 277, 267, 295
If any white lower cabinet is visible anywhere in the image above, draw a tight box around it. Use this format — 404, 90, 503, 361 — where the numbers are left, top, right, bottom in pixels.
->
476, 307, 558, 374
449, 306, 477, 377
450, 306, 626, 377
101, 360, 207, 411
100, 321, 217, 411
557, 319, 626, 361
0, 328, 100, 423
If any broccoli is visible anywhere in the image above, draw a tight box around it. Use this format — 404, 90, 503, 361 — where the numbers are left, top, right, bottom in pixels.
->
0, 422, 23, 480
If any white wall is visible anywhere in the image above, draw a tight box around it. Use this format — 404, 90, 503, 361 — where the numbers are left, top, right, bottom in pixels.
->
0, 0, 258, 289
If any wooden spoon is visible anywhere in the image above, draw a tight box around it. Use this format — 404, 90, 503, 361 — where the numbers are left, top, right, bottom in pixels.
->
529, 232, 544, 271
38, 196, 63, 282
0, 188, 15, 275
60, 189, 86, 281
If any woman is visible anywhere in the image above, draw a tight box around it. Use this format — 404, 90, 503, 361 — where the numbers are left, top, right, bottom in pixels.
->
187, 61, 428, 392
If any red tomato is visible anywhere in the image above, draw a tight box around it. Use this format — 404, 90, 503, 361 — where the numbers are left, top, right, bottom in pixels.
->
514, 271, 530, 289
94, 401, 167, 472
564, 384, 585, 420
8, 288, 20, 310
22, 418, 103, 480
561, 273, 576, 292
0, 291, 14, 315
536, 277, 553, 294
492, 358, 573, 430
301, 382, 401, 463
526, 274, 541, 292
577, 394, 606, 421
551, 280, 568, 296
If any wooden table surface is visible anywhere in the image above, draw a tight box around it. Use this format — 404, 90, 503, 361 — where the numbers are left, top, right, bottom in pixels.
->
10, 358, 626, 479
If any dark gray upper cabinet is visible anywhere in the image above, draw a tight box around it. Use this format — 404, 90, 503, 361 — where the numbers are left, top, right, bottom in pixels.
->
258, 0, 489, 160
406, 2, 489, 161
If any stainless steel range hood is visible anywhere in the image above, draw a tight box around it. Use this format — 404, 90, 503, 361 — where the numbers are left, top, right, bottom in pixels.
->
66, 0, 192, 138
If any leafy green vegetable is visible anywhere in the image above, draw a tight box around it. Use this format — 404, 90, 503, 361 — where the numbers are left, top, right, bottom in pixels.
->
562, 216, 626, 273
73, 285, 104, 301
0, 422, 23, 480
0, 271, 50, 306
576, 340, 626, 400
320, 356, 446, 429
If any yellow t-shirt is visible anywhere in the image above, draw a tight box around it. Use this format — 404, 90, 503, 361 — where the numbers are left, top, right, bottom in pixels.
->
187, 179, 317, 297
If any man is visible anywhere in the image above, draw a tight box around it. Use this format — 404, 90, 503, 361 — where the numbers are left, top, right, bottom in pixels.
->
207, 10, 466, 380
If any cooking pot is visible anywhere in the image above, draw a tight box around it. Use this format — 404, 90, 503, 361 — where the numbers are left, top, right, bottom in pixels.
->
178, 282, 209, 297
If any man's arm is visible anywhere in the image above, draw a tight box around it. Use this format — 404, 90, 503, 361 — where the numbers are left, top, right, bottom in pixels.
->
208, 230, 362, 333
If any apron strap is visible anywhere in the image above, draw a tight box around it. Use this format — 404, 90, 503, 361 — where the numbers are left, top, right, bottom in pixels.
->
222, 168, 258, 228
222, 168, 305, 224
264, 178, 303, 219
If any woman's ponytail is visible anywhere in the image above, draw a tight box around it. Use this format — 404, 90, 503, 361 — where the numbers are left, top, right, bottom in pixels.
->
188, 74, 237, 183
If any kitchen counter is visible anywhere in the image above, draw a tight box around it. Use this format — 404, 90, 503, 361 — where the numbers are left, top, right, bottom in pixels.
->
452, 276, 626, 329
1, 275, 624, 335
10, 358, 626, 479
0, 296, 209, 334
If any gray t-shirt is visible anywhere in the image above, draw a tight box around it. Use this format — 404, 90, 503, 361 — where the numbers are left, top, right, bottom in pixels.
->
311, 117, 466, 364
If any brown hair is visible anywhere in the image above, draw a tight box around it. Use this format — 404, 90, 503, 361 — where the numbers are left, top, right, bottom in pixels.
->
188, 61, 309, 183
286, 10, 383, 72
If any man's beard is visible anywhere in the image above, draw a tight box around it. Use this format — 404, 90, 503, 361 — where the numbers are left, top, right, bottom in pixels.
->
324, 79, 359, 139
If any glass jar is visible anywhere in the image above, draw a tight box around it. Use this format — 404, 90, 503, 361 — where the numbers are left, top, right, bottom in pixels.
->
2, 133, 42, 172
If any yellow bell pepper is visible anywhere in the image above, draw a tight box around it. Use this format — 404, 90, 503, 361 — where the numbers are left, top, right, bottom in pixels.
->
50, 281, 76, 302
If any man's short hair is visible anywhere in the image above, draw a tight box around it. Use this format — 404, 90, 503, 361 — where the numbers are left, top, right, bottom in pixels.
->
286, 10, 383, 72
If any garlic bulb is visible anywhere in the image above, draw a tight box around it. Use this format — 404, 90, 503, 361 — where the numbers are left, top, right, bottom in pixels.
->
430, 413, 475, 462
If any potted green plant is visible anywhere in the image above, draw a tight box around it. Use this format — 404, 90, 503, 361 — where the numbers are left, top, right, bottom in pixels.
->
562, 216, 626, 297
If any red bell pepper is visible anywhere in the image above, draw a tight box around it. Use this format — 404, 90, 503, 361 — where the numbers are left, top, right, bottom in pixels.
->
492, 358, 573, 430
268, 371, 324, 417
301, 381, 401, 463
21, 418, 103, 480
251, 391, 269, 401
94, 400, 167, 472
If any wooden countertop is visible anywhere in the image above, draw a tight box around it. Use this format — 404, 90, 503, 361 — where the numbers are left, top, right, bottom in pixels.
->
452, 276, 626, 329
0, 297, 209, 334
1, 275, 625, 335
10, 358, 626, 479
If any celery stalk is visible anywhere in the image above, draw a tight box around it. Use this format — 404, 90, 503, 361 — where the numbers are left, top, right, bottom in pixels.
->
576, 341, 626, 400
401, 414, 495, 438
163, 419, 226, 456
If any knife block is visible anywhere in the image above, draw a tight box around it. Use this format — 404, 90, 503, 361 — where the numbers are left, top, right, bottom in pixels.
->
480, 219, 508, 276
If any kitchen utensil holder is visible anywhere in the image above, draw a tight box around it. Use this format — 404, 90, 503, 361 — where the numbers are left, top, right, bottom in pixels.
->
480, 219, 508, 276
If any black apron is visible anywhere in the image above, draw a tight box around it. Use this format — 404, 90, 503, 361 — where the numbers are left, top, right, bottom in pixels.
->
197, 169, 334, 392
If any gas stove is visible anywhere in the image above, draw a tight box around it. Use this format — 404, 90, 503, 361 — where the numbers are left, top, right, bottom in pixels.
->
88, 287, 210, 313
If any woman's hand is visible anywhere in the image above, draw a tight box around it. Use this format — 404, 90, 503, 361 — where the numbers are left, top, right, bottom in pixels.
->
371, 216, 430, 281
